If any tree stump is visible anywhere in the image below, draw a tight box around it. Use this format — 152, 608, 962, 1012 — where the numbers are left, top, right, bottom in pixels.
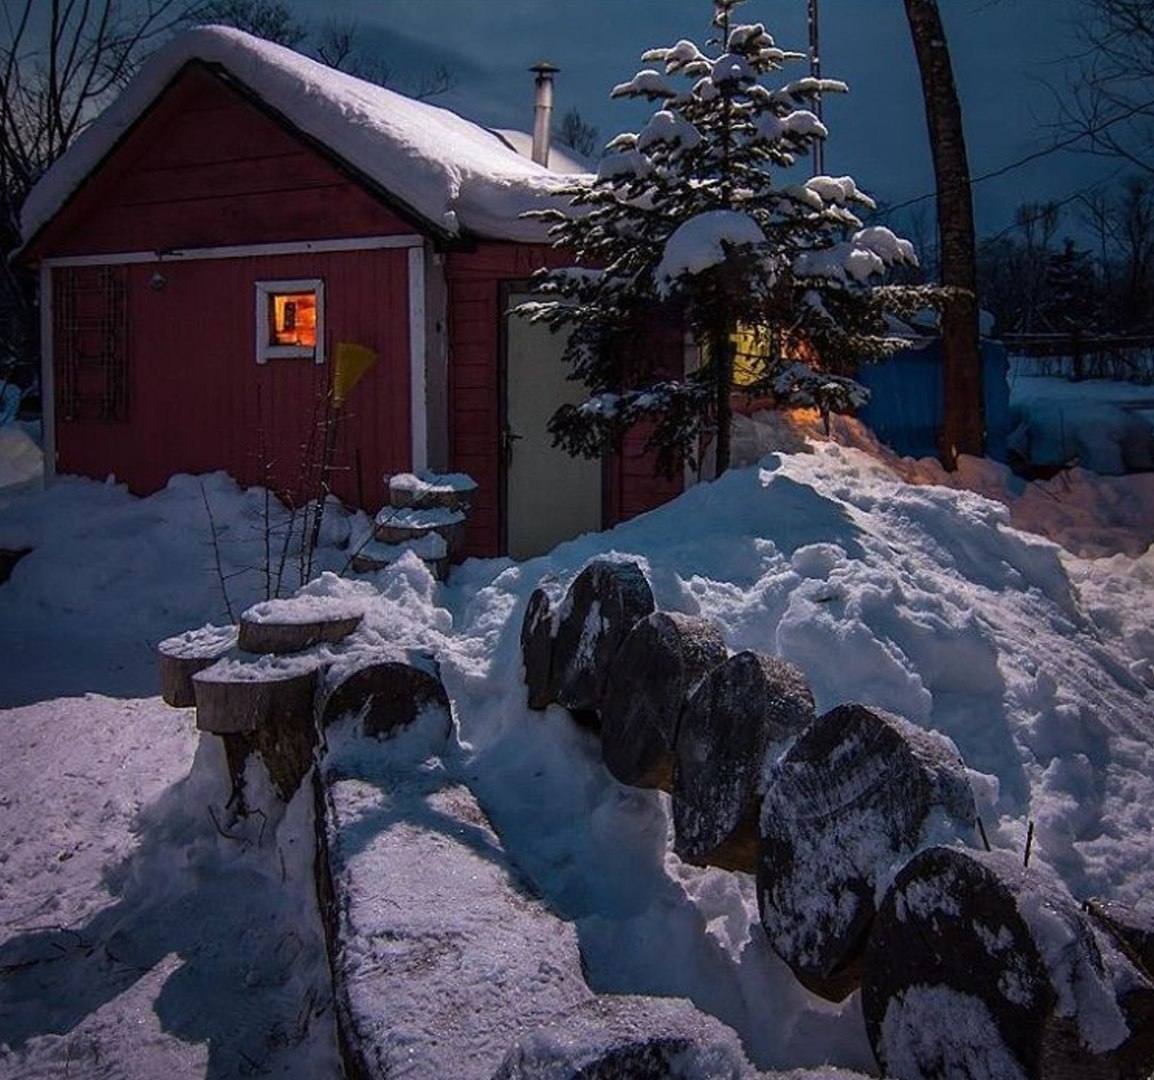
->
757, 703, 977, 1002
862, 847, 1154, 1080
549, 560, 655, 717
373, 505, 467, 553
601, 612, 727, 790
318, 654, 451, 743
671, 650, 814, 873
238, 596, 363, 655
157, 624, 238, 707
492, 994, 755, 1080
520, 585, 559, 711
194, 657, 322, 803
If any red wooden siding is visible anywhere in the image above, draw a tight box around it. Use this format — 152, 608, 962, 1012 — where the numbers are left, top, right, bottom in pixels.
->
445, 243, 683, 557
25, 64, 414, 260
53, 248, 411, 507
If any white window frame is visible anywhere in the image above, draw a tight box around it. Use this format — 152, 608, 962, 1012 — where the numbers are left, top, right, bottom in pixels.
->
255, 278, 325, 365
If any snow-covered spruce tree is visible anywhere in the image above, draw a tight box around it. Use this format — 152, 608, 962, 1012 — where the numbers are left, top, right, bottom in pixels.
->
522, 0, 942, 476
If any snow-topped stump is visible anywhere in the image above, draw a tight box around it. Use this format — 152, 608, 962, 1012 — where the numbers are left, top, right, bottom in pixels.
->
862, 847, 1154, 1080
757, 704, 978, 1003
601, 612, 728, 791
192, 653, 323, 801
520, 582, 561, 711
318, 651, 451, 743
156, 623, 238, 707
548, 559, 656, 718
493, 994, 760, 1079
672, 651, 814, 873
237, 594, 364, 655
319, 747, 593, 1080
192, 653, 320, 736
387, 470, 477, 511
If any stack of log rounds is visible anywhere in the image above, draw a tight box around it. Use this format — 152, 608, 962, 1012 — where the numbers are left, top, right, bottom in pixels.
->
862, 847, 1154, 1080
238, 595, 364, 655
671, 651, 815, 873
548, 560, 656, 717
520, 583, 561, 711
319, 651, 452, 743
352, 471, 476, 579
157, 623, 238, 707
601, 612, 728, 790
757, 703, 977, 1002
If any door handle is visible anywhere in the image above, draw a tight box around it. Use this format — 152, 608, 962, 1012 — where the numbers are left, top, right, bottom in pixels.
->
502, 426, 524, 466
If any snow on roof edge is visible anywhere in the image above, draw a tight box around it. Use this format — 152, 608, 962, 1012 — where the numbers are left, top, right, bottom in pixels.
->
21, 26, 591, 251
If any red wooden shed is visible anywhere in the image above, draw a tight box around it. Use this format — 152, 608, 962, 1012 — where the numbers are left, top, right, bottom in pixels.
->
19, 27, 682, 560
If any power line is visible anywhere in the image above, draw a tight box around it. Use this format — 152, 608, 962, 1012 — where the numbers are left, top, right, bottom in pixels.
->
885, 94, 1154, 216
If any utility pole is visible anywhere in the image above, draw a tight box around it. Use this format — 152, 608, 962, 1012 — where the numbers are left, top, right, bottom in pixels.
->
808, 0, 824, 176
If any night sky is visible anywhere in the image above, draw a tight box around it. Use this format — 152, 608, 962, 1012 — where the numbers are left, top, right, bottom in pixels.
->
283, 0, 1117, 243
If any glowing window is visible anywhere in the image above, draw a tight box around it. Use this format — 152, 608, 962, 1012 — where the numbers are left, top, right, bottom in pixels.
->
255, 279, 325, 364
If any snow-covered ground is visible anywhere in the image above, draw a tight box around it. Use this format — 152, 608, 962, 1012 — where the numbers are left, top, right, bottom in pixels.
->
1, 400, 1152, 1077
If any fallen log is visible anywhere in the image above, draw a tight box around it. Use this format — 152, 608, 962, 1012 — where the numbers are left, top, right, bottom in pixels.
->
757, 703, 977, 1002
492, 994, 758, 1080
601, 612, 728, 790
549, 560, 655, 718
862, 847, 1154, 1080
671, 651, 815, 873
1084, 898, 1154, 980
318, 652, 452, 744
157, 623, 238, 707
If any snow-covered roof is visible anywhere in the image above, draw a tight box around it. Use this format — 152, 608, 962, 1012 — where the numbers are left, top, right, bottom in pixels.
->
21, 26, 590, 248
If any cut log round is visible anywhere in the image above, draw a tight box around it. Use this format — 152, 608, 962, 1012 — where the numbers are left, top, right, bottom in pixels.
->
520, 586, 558, 711
157, 624, 238, 707
602, 612, 728, 791
319, 655, 451, 743
862, 847, 1154, 1080
192, 658, 320, 735
671, 650, 814, 873
238, 592, 364, 656
549, 560, 655, 717
757, 703, 977, 1002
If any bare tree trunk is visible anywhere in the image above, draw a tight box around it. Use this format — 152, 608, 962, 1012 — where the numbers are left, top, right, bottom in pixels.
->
903, 0, 984, 469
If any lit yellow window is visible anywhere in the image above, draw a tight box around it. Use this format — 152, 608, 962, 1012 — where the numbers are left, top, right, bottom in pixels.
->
269, 291, 318, 347
255, 279, 325, 364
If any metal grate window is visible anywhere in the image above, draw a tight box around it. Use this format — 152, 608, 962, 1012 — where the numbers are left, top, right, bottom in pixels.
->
54, 265, 129, 421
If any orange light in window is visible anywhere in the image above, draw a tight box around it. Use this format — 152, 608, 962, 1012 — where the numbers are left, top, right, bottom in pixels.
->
270, 291, 317, 347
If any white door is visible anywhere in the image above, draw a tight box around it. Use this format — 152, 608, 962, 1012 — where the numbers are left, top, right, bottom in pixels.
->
505, 293, 601, 560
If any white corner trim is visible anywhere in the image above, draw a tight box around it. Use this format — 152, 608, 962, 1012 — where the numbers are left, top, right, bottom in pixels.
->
41, 233, 425, 268
39, 264, 56, 483
254, 279, 325, 366
408, 243, 428, 472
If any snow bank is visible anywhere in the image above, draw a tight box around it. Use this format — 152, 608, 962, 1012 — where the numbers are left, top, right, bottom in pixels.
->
21, 27, 586, 248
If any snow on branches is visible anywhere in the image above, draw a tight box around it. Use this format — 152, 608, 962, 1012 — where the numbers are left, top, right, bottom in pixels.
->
521, 0, 940, 476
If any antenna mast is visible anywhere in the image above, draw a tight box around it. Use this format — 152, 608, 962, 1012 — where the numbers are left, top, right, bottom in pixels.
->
808, 0, 824, 176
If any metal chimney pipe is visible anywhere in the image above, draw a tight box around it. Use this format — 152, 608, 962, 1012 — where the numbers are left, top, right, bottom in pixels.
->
530, 61, 559, 167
